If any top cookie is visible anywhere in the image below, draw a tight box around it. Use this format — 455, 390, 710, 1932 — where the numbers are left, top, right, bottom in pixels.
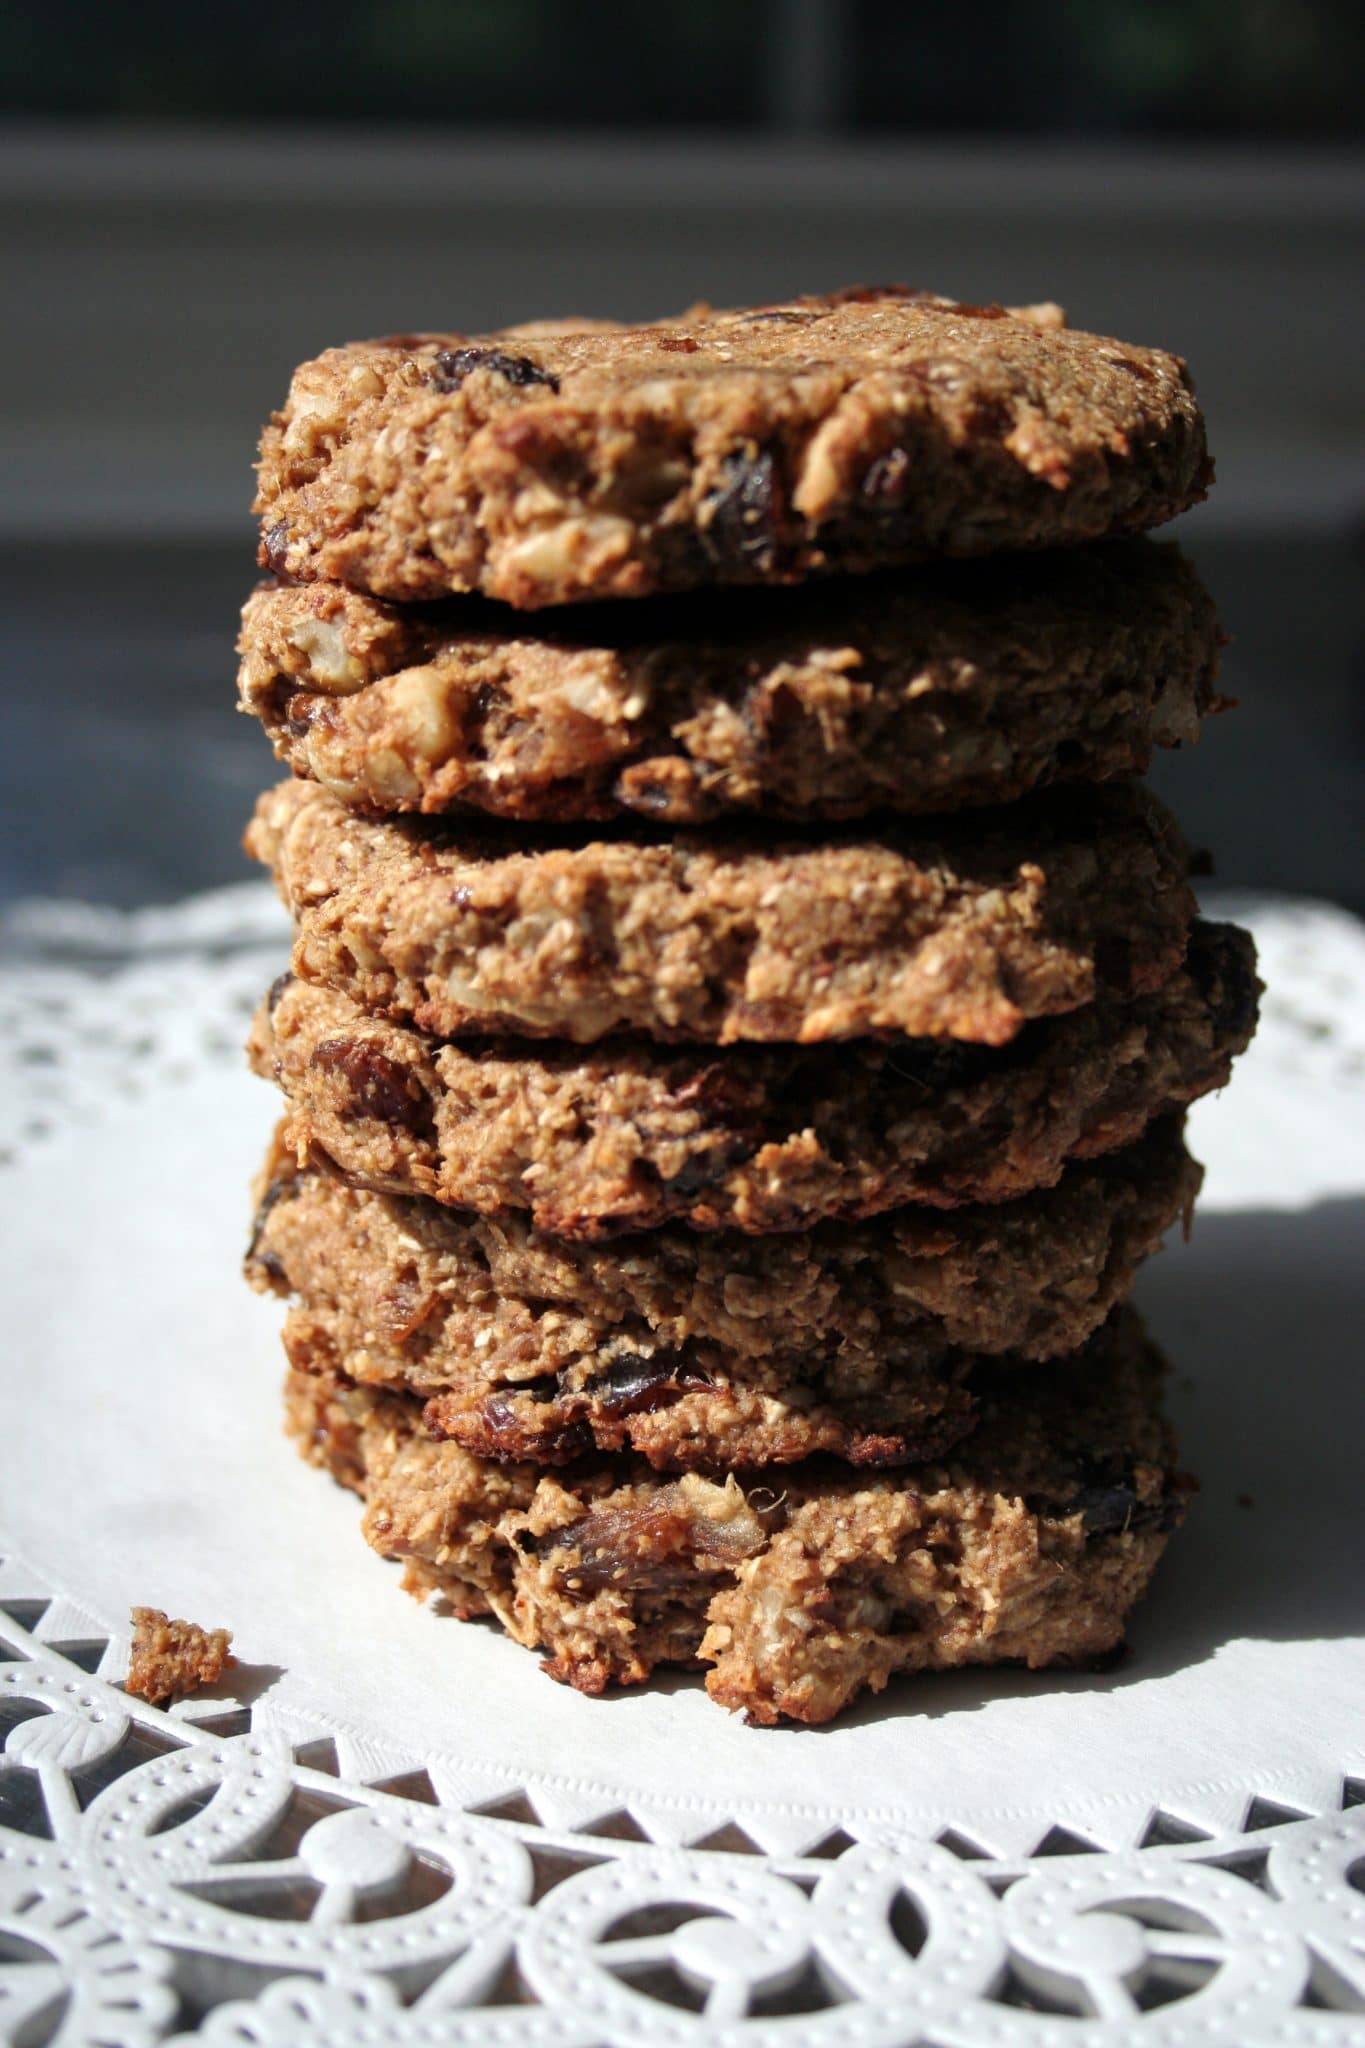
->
255, 287, 1211, 608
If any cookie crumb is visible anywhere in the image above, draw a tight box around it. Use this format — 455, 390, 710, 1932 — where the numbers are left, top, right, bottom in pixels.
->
126, 1607, 234, 1704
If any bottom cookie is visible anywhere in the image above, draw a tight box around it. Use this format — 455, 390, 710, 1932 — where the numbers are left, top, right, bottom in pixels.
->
285, 1309, 1189, 1725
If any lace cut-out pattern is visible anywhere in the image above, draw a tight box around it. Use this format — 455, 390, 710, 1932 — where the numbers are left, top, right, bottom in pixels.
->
1, 1573, 1362, 2044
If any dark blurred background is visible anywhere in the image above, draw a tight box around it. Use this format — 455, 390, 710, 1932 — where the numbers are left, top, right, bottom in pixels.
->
2, 1, 1361, 909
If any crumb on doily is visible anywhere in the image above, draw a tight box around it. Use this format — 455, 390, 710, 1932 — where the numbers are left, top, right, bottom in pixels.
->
126, 1606, 234, 1704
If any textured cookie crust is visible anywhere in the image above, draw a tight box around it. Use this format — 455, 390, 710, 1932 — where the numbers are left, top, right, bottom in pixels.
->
248, 920, 1257, 1236
248, 1121, 1198, 1473
238, 542, 1222, 824
254, 288, 1210, 608
247, 778, 1194, 1047
286, 1309, 1187, 1723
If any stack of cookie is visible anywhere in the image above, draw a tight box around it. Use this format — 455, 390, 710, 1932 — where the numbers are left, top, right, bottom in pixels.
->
241, 289, 1258, 1725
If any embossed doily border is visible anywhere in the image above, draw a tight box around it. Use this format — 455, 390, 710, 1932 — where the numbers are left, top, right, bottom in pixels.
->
2, 1557, 1363, 2045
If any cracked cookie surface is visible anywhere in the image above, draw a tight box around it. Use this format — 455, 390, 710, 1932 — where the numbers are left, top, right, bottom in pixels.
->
238, 541, 1221, 824
255, 288, 1210, 607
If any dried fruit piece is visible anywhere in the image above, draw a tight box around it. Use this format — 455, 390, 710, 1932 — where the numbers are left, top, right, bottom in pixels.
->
702, 449, 783, 574
261, 519, 290, 574
585, 1352, 715, 1418
310, 1038, 433, 1137
428, 347, 559, 394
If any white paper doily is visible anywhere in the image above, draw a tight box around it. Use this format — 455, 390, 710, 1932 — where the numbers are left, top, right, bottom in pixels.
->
1, 883, 1363, 2045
